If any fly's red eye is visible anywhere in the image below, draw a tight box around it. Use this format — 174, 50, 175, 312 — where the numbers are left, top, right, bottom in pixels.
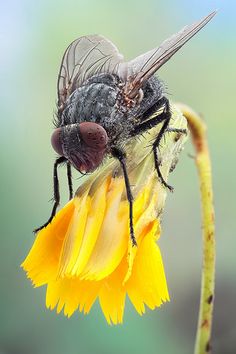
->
51, 128, 63, 155
79, 122, 108, 149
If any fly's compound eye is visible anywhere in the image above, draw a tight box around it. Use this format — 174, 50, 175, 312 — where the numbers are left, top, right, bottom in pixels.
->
51, 128, 63, 155
79, 122, 108, 150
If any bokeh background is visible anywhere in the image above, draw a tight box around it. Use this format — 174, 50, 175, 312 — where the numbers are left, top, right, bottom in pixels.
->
1, 0, 235, 353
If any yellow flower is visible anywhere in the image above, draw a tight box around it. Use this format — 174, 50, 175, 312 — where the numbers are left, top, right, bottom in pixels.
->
22, 104, 187, 324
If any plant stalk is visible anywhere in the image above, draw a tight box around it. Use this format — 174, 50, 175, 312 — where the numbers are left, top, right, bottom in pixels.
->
176, 103, 216, 354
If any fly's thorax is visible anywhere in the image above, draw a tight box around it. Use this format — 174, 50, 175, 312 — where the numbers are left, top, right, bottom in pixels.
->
61, 73, 122, 126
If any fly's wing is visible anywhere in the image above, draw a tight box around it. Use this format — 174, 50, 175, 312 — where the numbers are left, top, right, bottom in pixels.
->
124, 11, 216, 98
57, 35, 125, 110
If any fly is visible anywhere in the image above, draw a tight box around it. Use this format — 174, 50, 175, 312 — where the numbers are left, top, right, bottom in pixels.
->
34, 11, 216, 246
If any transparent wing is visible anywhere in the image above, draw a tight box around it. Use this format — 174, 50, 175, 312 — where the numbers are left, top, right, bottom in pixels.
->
125, 11, 216, 98
57, 35, 125, 108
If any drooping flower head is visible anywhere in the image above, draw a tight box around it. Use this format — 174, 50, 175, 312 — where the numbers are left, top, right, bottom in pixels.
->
22, 104, 188, 324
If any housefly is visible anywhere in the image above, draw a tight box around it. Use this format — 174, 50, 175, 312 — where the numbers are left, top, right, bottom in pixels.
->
35, 11, 216, 246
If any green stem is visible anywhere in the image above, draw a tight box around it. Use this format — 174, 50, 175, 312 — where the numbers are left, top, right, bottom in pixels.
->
176, 103, 216, 354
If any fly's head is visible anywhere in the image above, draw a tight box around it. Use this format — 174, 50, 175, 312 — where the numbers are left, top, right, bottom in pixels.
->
51, 122, 108, 173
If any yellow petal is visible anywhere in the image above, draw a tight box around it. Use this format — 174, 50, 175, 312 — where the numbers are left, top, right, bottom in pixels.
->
124, 179, 160, 284
21, 200, 74, 286
46, 277, 102, 317
80, 177, 128, 281
71, 177, 109, 276
99, 256, 127, 325
58, 192, 91, 277
126, 220, 169, 315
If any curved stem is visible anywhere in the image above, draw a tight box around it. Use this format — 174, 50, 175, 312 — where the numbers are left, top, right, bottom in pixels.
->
176, 103, 216, 354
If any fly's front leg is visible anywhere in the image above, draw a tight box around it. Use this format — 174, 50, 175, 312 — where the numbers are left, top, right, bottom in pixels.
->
67, 162, 73, 200
111, 147, 137, 247
34, 156, 66, 233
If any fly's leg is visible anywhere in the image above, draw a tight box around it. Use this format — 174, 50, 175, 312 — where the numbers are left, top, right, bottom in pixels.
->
153, 116, 173, 191
111, 147, 137, 247
67, 162, 73, 199
132, 96, 173, 191
34, 156, 66, 233
166, 127, 188, 137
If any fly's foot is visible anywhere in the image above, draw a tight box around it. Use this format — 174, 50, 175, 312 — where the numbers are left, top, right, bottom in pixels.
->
160, 178, 174, 192
131, 235, 138, 247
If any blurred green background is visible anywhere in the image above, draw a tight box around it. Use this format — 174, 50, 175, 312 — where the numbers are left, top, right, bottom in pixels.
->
1, 0, 235, 353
